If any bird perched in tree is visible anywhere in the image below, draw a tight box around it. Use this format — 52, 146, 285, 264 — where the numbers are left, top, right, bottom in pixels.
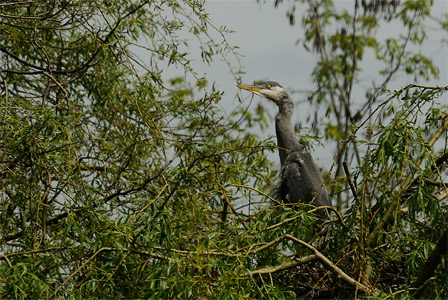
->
238, 81, 331, 212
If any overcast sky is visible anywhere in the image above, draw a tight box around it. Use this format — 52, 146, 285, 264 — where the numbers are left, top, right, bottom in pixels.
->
164, 0, 448, 168
199, 0, 448, 86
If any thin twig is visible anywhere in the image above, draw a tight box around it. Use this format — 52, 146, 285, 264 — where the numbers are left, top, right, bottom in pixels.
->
308, 206, 346, 227
343, 161, 357, 199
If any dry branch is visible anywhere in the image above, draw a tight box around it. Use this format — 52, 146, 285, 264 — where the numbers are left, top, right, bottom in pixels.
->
243, 233, 373, 294
249, 254, 318, 275
284, 234, 373, 294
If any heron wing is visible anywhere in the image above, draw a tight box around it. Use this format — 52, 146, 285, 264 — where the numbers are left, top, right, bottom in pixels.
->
283, 159, 306, 203
284, 151, 332, 207
297, 151, 331, 207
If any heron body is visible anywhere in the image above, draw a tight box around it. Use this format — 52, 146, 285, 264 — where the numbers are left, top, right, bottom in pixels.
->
238, 81, 331, 209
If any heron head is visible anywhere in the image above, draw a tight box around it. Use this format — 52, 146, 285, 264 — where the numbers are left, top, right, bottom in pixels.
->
238, 81, 288, 105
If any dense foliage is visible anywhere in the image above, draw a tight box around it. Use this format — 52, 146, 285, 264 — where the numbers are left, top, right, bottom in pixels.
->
0, 0, 447, 299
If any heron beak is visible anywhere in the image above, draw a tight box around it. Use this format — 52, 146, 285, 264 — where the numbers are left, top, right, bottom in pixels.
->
237, 85, 262, 95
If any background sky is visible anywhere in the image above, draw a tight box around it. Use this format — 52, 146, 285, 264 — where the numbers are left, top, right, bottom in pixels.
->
163, 0, 448, 169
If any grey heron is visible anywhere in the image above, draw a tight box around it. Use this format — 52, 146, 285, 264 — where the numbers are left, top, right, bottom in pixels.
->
238, 81, 332, 212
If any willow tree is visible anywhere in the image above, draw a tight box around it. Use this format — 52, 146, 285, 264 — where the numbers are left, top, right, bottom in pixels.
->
0, 1, 270, 298
1, 0, 447, 299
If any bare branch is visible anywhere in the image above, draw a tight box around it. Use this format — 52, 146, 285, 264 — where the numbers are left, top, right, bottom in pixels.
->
249, 254, 318, 275
284, 234, 373, 294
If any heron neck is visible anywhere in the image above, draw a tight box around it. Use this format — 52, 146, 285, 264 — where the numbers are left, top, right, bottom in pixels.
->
275, 97, 303, 166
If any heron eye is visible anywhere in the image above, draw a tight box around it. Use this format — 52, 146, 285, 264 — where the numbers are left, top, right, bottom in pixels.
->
267, 84, 272, 89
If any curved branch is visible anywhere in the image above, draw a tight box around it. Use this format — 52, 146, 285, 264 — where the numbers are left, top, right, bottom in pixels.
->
284, 234, 373, 294
242, 233, 374, 294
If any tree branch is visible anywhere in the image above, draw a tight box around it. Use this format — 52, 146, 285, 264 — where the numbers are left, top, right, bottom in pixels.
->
249, 254, 318, 275
412, 227, 448, 298
284, 234, 373, 294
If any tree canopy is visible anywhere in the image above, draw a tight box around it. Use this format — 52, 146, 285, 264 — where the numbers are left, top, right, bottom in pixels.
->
1, 0, 447, 298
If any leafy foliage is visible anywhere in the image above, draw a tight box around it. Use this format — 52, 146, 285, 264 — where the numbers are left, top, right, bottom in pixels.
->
0, 0, 447, 299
